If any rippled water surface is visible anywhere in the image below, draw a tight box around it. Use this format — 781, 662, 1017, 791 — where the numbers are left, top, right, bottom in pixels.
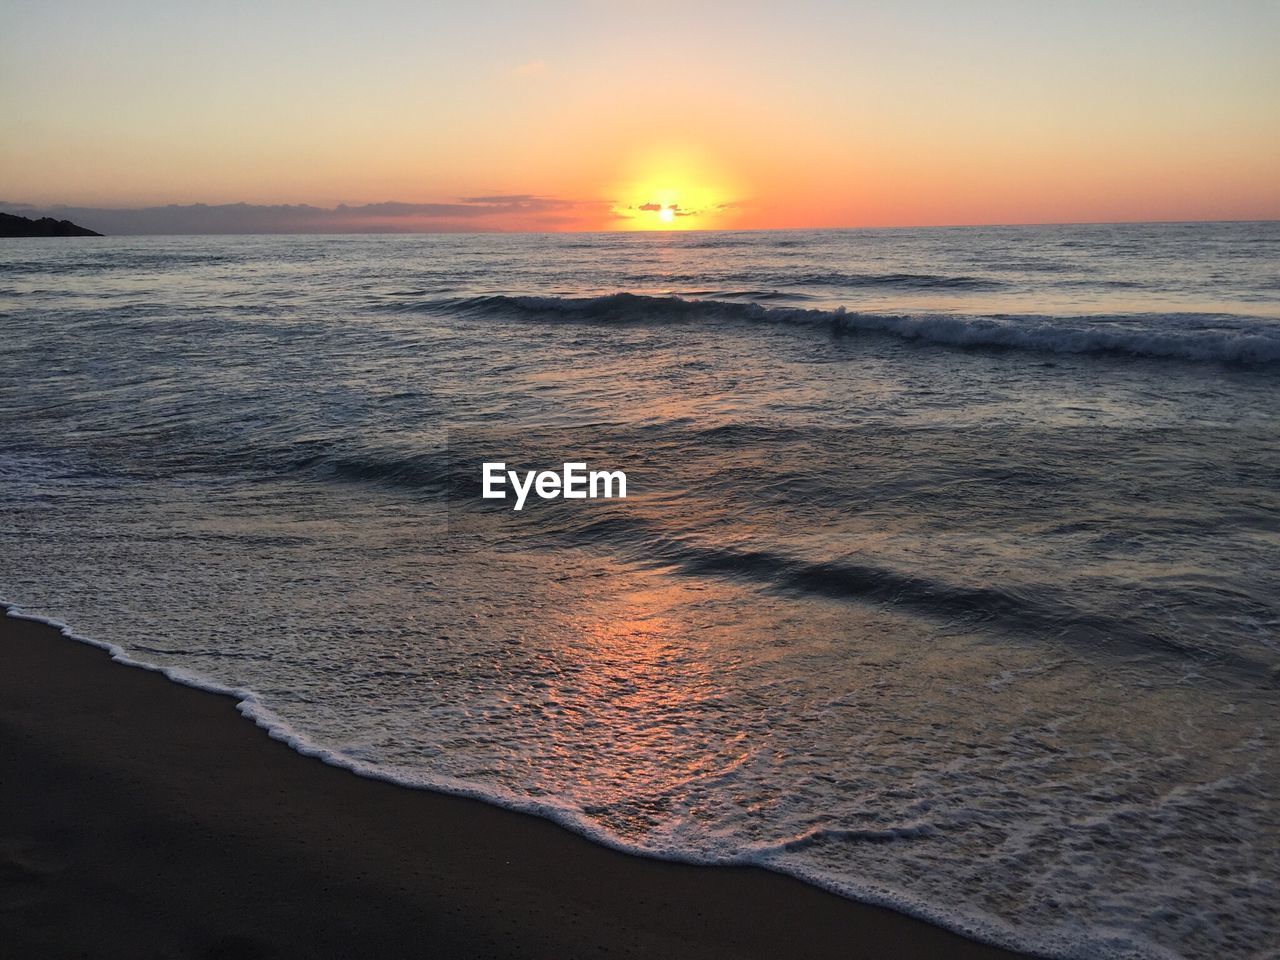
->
2, 224, 1278, 959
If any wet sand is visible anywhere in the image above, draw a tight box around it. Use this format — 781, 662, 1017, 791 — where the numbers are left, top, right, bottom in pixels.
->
0, 609, 1033, 959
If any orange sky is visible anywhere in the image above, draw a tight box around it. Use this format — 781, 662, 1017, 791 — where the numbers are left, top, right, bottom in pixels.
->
2, 1, 1277, 231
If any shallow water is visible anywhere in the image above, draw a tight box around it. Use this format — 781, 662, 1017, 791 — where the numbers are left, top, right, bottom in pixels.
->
2, 223, 1278, 959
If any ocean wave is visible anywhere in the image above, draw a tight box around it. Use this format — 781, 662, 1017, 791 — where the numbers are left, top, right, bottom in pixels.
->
248, 434, 1266, 674
295, 451, 452, 490
779, 270, 1005, 290
637, 539, 1262, 671
424, 293, 1280, 366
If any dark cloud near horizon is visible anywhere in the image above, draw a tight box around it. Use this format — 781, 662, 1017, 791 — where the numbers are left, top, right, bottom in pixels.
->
0, 197, 595, 235
636, 202, 690, 213
456, 194, 574, 208
632, 201, 705, 218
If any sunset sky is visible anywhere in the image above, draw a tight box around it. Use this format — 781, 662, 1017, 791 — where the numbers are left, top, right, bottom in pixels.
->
2, 0, 1277, 232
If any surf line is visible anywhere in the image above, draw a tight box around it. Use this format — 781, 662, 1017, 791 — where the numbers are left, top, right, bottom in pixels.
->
482, 462, 627, 511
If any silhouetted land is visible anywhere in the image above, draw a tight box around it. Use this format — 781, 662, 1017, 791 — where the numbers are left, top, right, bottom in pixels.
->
0, 211, 102, 237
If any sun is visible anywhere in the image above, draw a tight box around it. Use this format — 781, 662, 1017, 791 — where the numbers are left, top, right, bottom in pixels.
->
608, 146, 743, 231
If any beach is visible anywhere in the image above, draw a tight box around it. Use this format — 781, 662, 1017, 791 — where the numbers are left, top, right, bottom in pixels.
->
0, 609, 1031, 959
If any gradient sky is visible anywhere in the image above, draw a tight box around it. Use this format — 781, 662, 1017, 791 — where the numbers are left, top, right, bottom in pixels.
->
2, 0, 1277, 231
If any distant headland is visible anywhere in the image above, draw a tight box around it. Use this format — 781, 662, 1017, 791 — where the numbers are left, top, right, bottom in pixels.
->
1, 211, 102, 237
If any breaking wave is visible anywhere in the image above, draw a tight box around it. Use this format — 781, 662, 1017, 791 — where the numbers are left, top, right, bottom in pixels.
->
422, 293, 1280, 366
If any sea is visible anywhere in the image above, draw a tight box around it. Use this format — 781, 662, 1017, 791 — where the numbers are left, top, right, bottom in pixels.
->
1, 222, 1277, 959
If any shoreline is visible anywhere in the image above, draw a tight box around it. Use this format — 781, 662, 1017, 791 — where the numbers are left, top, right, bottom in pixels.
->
1, 607, 1036, 959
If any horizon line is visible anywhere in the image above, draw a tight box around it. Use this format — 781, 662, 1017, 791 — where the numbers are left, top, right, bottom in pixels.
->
4, 204, 1277, 238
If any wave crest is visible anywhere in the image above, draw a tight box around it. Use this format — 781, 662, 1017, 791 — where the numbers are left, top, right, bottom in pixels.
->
420, 293, 1280, 366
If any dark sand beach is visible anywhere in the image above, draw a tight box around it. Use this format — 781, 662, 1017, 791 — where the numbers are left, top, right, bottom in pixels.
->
0, 610, 1032, 960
